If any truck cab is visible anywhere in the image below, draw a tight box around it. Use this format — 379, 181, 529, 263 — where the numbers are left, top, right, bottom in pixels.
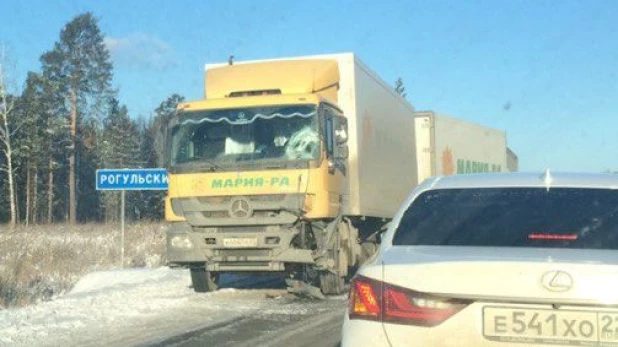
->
165, 59, 353, 294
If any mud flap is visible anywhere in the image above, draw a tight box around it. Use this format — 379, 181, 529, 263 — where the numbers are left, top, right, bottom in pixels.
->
190, 267, 218, 293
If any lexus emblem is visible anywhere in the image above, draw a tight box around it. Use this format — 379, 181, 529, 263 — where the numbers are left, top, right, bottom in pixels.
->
541, 270, 573, 292
230, 197, 252, 218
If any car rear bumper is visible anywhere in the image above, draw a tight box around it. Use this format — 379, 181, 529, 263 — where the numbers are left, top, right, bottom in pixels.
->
347, 301, 614, 347
342, 314, 390, 347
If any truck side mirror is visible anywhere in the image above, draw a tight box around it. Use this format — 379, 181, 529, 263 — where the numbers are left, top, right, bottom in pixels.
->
337, 145, 349, 160
335, 128, 348, 144
335, 118, 348, 144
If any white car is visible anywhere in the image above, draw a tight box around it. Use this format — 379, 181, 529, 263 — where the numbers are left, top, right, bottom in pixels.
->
342, 171, 618, 347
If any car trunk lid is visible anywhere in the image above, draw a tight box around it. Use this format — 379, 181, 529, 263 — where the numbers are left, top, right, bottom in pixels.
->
380, 246, 618, 304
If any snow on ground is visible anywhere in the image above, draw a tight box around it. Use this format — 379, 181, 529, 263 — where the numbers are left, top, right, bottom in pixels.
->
0, 223, 167, 308
0, 267, 292, 347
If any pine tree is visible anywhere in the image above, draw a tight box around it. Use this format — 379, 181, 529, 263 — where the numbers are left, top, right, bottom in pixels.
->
101, 98, 141, 168
40, 12, 113, 224
151, 94, 184, 167
137, 94, 185, 220
15, 72, 52, 224
99, 98, 140, 221
78, 117, 104, 221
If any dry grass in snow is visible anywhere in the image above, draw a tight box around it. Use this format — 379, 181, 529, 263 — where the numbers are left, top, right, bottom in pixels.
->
0, 222, 167, 308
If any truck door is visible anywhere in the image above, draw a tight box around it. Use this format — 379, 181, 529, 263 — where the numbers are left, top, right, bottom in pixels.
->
322, 104, 349, 216
323, 105, 349, 176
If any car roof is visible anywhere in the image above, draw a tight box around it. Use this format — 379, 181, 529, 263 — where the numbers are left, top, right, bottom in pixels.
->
423, 171, 618, 190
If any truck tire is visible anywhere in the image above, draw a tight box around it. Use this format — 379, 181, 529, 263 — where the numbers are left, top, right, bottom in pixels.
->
190, 267, 218, 293
319, 272, 345, 295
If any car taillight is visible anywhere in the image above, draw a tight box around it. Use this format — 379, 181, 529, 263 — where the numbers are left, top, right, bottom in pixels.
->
349, 275, 471, 326
383, 285, 469, 326
349, 275, 382, 321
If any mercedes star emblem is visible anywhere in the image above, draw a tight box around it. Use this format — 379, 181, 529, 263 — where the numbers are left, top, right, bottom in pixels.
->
230, 197, 252, 218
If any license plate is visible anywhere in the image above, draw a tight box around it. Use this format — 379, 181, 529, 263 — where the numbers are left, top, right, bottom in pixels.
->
222, 238, 258, 248
483, 306, 618, 346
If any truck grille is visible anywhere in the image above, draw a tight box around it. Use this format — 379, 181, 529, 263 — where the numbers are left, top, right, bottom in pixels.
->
249, 195, 286, 202
198, 196, 232, 204
170, 194, 302, 226
194, 226, 267, 233
202, 211, 229, 218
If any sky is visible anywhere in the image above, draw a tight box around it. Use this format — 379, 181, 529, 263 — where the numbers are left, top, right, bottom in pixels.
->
1, 0, 617, 172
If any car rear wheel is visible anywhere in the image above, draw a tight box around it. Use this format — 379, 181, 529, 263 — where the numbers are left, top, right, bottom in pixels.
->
190, 267, 218, 292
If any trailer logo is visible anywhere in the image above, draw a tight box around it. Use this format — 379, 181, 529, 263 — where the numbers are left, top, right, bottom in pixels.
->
456, 160, 502, 174
230, 197, 252, 218
441, 147, 454, 175
441, 147, 503, 174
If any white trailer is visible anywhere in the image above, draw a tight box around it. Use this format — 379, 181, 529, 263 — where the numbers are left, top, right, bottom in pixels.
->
414, 110, 513, 184
332, 54, 418, 218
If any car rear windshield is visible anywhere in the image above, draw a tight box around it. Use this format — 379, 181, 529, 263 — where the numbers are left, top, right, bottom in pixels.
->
392, 187, 618, 249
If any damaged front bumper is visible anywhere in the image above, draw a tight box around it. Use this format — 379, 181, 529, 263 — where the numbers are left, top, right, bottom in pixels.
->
166, 222, 315, 272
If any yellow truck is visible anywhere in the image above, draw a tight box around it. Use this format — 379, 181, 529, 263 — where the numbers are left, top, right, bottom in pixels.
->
165, 53, 514, 294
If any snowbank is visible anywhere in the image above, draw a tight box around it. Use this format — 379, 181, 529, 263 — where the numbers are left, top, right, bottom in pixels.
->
0, 267, 275, 347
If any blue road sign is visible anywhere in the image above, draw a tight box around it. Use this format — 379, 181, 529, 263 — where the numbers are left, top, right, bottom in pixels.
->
96, 168, 168, 190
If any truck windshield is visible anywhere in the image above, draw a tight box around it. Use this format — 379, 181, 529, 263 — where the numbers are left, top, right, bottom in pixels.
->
169, 104, 319, 169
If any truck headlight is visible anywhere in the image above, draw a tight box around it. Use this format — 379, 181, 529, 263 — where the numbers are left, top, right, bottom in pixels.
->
170, 235, 194, 249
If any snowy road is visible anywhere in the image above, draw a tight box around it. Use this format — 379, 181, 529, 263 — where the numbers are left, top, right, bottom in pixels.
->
151, 294, 344, 347
0, 267, 346, 347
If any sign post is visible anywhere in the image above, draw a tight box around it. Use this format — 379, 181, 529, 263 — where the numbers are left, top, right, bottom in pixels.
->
95, 168, 168, 268
121, 189, 125, 267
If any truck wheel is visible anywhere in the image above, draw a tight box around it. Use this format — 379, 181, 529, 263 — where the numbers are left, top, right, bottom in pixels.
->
319, 272, 345, 295
190, 267, 218, 293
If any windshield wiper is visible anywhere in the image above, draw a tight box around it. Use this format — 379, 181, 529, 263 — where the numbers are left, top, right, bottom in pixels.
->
265, 163, 287, 169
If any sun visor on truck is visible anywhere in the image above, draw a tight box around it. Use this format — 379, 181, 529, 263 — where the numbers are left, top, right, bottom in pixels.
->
205, 59, 340, 103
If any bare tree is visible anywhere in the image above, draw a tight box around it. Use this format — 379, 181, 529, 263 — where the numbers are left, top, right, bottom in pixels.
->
0, 49, 18, 227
